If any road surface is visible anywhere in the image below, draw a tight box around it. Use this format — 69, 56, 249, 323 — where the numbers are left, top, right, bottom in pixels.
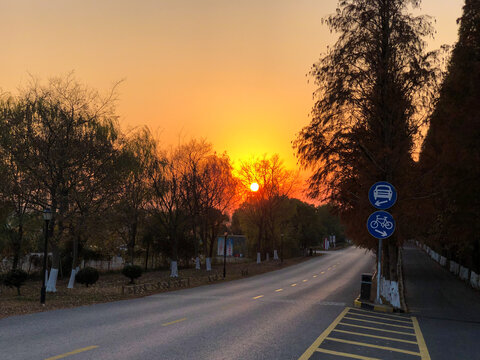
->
1, 247, 374, 360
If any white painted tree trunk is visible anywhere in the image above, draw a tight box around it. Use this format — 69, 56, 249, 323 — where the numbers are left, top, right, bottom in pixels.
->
170, 261, 178, 277
256, 252, 261, 264
273, 250, 279, 260
46, 268, 58, 292
206, 257, 212, 271
195, 256, 201, 270
67, 269, 76, 289
380, 277, 400, 308
266, 253, 270, 261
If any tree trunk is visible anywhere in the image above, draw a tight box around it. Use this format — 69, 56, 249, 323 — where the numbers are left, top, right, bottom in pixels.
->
193, 221, 200, 270
68, 232, 80, 289
12, 222, 23, 270
46, 245, 60, 293
144, 240, 150, 271
129, 221, 137, 265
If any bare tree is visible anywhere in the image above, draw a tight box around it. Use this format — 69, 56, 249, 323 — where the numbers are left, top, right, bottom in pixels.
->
237, 154, 298, 263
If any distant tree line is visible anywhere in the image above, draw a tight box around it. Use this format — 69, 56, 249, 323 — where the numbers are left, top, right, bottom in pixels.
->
0, 74, 345, 289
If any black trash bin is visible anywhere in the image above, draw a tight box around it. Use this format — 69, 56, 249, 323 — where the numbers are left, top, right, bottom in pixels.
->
360, 273, 372, 300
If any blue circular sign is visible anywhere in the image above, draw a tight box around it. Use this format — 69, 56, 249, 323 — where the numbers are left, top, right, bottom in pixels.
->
367, 211, 395, 239
368, 181, 397, 210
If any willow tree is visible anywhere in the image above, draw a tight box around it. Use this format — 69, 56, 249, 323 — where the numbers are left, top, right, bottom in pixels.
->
0, 74, 121, 291
294, 0, 440, 305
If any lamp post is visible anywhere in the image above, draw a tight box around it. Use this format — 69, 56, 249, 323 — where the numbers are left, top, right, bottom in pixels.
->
41, 208, 52, 305
223, 231, 228, 279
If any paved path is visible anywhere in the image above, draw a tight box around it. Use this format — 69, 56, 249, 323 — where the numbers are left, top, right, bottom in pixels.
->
403, 243, 480, 360
0, 247, 374, 360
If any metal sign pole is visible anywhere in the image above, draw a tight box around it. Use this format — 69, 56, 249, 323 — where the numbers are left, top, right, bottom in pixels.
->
368, 181, 396, 305
377, 238, 382, 304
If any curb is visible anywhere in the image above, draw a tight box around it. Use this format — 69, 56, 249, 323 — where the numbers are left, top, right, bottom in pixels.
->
398, 247, 408, 313
353, 297, 394, 313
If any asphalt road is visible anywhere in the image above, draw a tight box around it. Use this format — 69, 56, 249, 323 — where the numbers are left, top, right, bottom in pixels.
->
0, 247, 374, 360
403, 243, 480, 360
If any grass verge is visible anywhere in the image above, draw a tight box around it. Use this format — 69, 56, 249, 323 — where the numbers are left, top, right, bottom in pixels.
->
0, 256, 317, 319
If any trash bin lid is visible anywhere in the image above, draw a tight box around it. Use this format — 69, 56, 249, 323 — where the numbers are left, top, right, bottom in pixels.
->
361, 273, 373, 282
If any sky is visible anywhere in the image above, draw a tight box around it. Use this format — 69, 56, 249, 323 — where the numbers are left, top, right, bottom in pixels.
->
1, 0, 464, 173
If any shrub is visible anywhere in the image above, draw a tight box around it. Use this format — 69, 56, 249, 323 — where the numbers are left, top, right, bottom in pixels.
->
75, 267, 99, 287
122, 264, 143, 284
3, 269, 29, 295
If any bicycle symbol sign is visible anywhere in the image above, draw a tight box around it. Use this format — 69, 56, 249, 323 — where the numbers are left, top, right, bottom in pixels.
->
367, 211, 395, 239
368, 181, 397, 210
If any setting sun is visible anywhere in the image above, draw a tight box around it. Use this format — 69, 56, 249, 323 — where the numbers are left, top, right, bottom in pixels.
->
250, 182, 259, 192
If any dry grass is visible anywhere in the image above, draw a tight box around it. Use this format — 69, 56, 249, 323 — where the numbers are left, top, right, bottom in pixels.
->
0, 256, 315, 319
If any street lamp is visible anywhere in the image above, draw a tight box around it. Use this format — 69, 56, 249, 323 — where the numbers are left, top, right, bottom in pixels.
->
41, 208, 52, 305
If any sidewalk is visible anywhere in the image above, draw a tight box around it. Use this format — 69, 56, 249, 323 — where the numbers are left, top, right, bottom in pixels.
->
403, 242, 480, 359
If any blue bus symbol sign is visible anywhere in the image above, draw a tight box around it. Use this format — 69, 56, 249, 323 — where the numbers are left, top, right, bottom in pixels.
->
369, 181, 397, 210
367, 211, 395, 239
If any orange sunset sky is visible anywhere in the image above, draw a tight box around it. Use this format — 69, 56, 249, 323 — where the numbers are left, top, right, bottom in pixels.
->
1, 0, 463, 173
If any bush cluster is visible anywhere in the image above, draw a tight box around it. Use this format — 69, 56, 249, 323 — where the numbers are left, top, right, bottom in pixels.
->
3, 269, 29, 295
122, 264, 143, 284
75, 267, 99, 287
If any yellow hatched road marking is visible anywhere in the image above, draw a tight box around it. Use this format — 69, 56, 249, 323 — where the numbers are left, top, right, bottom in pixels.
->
321, 271, 325, 274
332, 329, 418, 344
315, 348, 380, 360
44, 346, 99, 360
291, 283, 297, 287
298, 308, 349, 360
162, 317, 187, 326
303, 279, 308, 282
349, 307, 410, 320
344, 316, 414, 329
253, 295, 264, 299
313, 275, 317, 278
347, 311, 413, 324
325, 337, 421, 356
412, 317, 432, 360
338, 322, 416, 336
275, 288, 283, 292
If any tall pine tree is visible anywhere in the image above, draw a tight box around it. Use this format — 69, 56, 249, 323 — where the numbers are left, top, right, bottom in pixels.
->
295, 0, 440, 301
419, 0, 480, 271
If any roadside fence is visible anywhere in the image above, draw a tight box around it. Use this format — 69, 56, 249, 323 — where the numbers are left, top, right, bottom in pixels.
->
415, 240, 480, 290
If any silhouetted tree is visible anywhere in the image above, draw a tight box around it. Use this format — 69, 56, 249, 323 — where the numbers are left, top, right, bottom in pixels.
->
419, 0, 480, 271
0, 74, 121, 291
237, 154, 298, 261
295, 0, 440, 285
117, 128, 156, 265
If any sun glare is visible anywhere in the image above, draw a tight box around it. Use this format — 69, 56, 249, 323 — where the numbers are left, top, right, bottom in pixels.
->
250, 182, 259, 192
